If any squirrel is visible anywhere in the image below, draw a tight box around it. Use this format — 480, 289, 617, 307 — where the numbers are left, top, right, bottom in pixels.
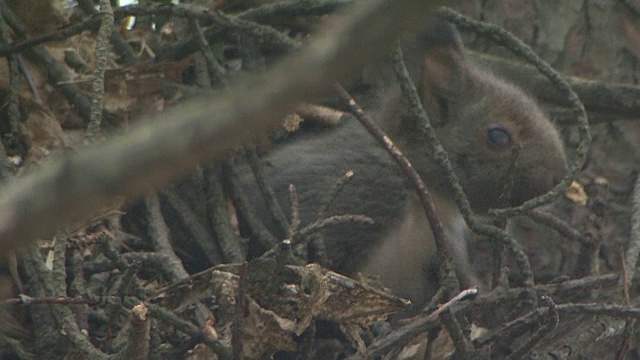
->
243, 23, 568, 307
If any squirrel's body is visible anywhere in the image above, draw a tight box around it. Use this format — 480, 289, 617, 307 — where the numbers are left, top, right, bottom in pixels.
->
246, 24, 567, 306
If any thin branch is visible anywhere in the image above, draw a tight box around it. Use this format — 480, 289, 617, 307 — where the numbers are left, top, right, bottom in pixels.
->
220, 160, 279, 249
294, 214, 373, 240
237, 0, 353, 22
527, 209, 588, 244
18, 55, 43, 104
0, 14, 103, 57
314, 170, 353, 220
2, 295, 97, 306
144, 192, 191, 282
160, 189, 225, 265
24, 246, 108, 359
69, 249, 90, 333
52, 232, 68, 297
111, 303, 151, 360
363, 288, 478, 358
334, 84, 451, 261
245, 146, 290, 236
204, 166, 245, 263
232, 263, 248, 360
77, 0, 137, 63
0, 8, 22, 167
287, 184, 300, 237
505, 296, 559, 360
154, 6, 299, 61
476, 301, 640, 353
139, 300, 232, 360
623, 174, 640, 289
86, 0, 115, 138
439, 307, 477, 359
188, 16, 227, 87
217, 11, 300, 52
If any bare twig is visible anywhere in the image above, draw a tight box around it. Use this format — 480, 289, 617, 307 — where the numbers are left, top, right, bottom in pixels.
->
155, 7, 299, 62
439, 307, 477, 359
0, 14, 102, 57
623, 174, 640, 289
86, 0, 114, 138
288, 184, 300, 237
315, 170, 354, 220
363, 288, 478, 358
0, 9, 22, 169
51, 232, 68, 297
475, 301, 640, 352
188, 16, 227, 87
336, 81, 464, 300
232, 263, 248, 360
69, 249, 89, 332
246, 146, 290, 236
77, 0, 137, 63
505, 296, 559, 360
307, 170, 354, 265
334, 84, 452, 261
528, 209, 588, 244
118, 258, 142, 298
17, 55, 42, 104
204, 166, 245, 263
615, 174, 640, 359
140, 300, 232, 360
23, 246, 109, 359
218, 11, 300, 52
112, 303, 151, 360
144, 192, 191, 282
295, 214, 373, 240
221, 160, 279, 249
2, 295, 97, 306
160, 188, 224, 265
237, 0, 353, 22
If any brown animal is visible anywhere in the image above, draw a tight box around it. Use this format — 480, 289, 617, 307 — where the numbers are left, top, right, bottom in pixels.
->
244, 23, 567, 307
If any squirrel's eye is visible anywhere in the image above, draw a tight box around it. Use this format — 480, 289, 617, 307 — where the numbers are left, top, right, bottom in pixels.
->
486, 125, 512, 152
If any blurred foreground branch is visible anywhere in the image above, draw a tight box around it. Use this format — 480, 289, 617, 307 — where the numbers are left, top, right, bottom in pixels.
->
0, 0, 444, 251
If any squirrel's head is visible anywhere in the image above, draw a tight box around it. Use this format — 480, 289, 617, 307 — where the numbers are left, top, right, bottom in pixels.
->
416, 24, 567, 212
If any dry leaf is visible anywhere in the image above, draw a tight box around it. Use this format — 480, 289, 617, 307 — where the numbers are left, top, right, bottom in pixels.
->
565, 180, 588, 206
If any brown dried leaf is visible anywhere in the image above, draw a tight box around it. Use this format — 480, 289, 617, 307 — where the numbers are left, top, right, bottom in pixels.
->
565, 180, 588, 206
304, 264, 410, 325
241, 296, 297, 359
152, 262, 408, 357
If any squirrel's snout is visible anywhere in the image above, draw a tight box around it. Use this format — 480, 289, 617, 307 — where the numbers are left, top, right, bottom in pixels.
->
510, 163, 567, 207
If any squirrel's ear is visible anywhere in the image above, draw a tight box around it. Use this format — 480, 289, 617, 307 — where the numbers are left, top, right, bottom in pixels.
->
417, 23, 470, 123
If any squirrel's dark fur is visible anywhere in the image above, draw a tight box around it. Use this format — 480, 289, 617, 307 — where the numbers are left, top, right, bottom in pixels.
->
244, 24, 567, 306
